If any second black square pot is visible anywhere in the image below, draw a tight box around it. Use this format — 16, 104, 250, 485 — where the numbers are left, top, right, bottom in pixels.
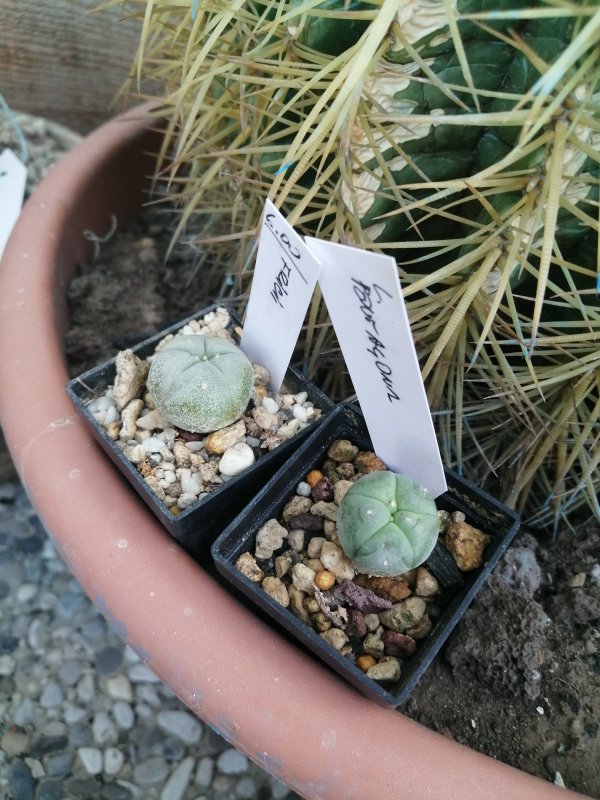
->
212, 402, 520, 706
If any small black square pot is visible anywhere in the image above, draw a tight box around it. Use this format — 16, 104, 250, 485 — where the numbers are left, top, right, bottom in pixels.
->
211, 402, 520, 706
66, 305, 333, 557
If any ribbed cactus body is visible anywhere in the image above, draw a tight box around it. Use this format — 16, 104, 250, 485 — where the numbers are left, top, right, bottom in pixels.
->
147, 335, 254, 433
337, 472, 439, 576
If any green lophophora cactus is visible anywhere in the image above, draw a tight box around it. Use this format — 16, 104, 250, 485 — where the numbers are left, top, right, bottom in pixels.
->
147, 335, 253, 433
337, 472, 439, 576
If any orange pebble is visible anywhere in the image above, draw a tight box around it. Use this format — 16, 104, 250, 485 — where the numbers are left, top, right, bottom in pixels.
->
314, 570, 335, 591
356, 655, 377, 673
306, 470, 324, 488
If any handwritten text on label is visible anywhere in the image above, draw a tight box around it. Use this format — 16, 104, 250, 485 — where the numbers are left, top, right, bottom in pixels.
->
240, 200, 322, 391
305, 236, 446, 498
352, 277, 400, 403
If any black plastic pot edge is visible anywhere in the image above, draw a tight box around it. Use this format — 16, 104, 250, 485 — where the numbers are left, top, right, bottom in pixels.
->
66, 304, 334, 557
211, 402, 521, 706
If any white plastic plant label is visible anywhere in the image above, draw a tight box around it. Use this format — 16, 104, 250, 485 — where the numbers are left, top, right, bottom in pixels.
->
306, 237, 447, 498
241, 199, 322, 391
0, 148, 27, 259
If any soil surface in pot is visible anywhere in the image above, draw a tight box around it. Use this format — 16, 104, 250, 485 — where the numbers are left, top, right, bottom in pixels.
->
65, 206, 600, 799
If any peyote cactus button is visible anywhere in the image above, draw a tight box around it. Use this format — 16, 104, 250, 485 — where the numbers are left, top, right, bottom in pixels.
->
147, 334, 254, 433
337, 472, 439, 576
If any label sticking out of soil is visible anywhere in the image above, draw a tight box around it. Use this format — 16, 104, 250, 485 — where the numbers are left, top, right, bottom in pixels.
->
306, 237, 446, 498
241, 199, 322, 391
0, 148, 27, 259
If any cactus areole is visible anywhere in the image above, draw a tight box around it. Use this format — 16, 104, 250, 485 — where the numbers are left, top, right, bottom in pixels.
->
147, 335, 254, 433
337, 472, 439, 576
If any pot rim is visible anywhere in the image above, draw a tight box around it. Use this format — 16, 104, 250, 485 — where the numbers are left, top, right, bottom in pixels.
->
0, 104, 586, 800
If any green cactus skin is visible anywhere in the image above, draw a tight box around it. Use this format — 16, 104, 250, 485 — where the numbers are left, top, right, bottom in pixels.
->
337, 472, 439, 577
147, 335, 253, 433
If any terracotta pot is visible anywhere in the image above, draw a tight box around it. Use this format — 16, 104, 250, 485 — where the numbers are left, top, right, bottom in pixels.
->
0, 105, 586, 800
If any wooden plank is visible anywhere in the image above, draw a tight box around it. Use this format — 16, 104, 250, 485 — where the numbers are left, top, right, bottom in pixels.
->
0, 1, 143, 133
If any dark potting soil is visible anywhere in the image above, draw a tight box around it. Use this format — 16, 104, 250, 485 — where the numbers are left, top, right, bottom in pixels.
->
64, 205, 600, 798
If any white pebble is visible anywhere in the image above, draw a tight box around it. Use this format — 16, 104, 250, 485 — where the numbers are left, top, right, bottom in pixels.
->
292, 404, 308, 422
218, 443, 255, 477
124, 444, 146, 464
143, 436, 167, 453
16, 583, 37, 602
195, 756, 214, 787
163, 471, 177, 485
157, 710, 202, 744
104, 405, 120, 425
92, 711, 118, 745
78, 747, 103, 775
104, 747, 125, 775
177, 493, 198, 509
64, 705, 87, 724
180, 474, 201, 495
185, 441, 204, 452
217, 748, 248, 775
88, 395, 116, 413
0, 655, 16, 676
105, 674, 133, 702
262, 396, 280, 414
296, 481, 312, 497
128, 663, 161, 683
112, 701, 135, 730
160, 757, 194, 800
293, 391, 308, 404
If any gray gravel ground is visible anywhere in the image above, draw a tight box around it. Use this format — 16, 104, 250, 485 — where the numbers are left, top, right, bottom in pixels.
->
0, 479, 298, 800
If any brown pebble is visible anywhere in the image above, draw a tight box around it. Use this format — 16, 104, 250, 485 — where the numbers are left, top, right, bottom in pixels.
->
346, 608, 367, 639
406, 614, 433, 640
288, 585, 311, 624
379, 597, 426, 631
288, 513, 324, 531
322, 458, 340, 481
336, 462, 356, 480
311, 477, 334, 502
253, 385, 268, 401
327, 439, 359, 462
235, 552, 265, 583
366, 656, 401, 682
315, 570, 335, 591
306, 470, 324, 487
313, 611, 333, 632
304, 597, 320, 614
415, 567, 439, 597
354, 451, 386, 473
356, 574, 411, 603
382, 630, 417, 657
356, 655, 377, 673
261, 576, 289, 607
445, 520, 491, 571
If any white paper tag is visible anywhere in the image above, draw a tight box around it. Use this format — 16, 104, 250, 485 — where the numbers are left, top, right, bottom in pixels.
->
306, 237, 447, 498
0, 148, 27, 259
241, 199, 322, 391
